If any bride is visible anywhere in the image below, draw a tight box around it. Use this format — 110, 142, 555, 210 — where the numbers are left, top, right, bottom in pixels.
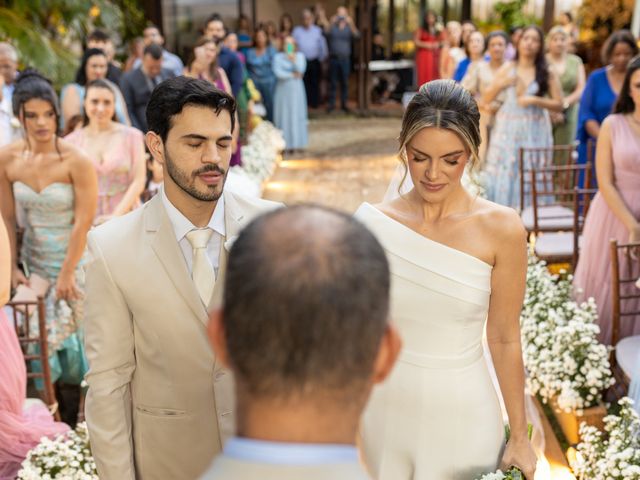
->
355, 80, 537, 479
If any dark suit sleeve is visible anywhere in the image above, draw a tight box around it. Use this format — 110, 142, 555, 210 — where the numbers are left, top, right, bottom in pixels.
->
120, 74, 142, 131
228, 55, 244, 98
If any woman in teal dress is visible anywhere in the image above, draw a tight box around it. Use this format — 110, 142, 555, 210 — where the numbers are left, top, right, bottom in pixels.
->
482, 26, 563, 209
0, 71, 97, 407
246, 27, 277, 122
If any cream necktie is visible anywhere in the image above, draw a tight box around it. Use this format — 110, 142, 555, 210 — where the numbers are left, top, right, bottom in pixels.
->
185, 228, 215, 305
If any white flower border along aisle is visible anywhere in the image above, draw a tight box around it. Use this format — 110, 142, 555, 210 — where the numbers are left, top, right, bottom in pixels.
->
520, 256, 615, 443
235, 120, 285, 192
17, 422, 98, 479
571, 397, 640, 480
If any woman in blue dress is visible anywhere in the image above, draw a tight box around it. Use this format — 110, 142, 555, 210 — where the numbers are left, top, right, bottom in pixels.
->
60, 48, 130, 133
482, 25, 563, 209
0, 70, 98, 422
273, 36, 308, 152
576, 30, 637, 187
246, 27, 277, 122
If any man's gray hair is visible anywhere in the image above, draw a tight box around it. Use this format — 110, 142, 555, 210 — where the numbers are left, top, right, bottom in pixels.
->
0, 43, 18, 62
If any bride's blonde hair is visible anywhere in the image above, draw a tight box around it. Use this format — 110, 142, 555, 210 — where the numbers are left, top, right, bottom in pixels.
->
397, 80, 481, 193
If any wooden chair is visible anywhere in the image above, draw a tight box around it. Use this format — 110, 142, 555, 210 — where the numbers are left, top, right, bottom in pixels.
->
5, 297, 60, 421
608, 240, 640, 398
519, 145, 578, 232
530, 164, 593, 268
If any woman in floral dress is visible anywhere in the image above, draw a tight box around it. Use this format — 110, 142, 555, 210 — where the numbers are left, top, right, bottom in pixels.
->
482, 26, 563, 208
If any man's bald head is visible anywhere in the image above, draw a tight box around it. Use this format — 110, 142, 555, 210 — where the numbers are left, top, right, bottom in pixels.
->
221, 205, 391, 403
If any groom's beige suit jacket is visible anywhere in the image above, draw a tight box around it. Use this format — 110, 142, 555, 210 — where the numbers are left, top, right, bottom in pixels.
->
83, 191, 280, 480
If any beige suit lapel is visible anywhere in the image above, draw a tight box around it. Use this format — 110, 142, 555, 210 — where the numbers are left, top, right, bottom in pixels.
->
145, 195, 209, 326
208, 191, 245, 310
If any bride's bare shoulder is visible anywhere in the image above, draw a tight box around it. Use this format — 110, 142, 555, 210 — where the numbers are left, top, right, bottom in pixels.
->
472, 197, 526, 241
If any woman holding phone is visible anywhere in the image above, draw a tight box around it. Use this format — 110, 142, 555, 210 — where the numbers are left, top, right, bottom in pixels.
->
273, 36, 308, 153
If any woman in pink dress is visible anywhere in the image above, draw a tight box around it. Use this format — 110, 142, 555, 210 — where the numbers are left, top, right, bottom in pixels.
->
414, 11, 443, 87
65, 79, 146, 224
0, 217, 69, 480
573, 56, 640, 344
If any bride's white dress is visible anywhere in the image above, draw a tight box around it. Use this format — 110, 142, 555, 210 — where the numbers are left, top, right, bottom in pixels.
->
355, 202, 504, 480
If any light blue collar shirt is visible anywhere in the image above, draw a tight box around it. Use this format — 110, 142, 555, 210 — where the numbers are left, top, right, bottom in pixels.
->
223, 437, 359, 465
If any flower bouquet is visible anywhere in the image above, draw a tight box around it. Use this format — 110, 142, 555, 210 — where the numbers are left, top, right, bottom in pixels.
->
238, 120, 285, 188
17, 422, 98, 479
475, 425, 533, 480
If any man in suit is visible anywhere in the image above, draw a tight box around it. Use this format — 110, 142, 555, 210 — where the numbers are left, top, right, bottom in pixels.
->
84, 76, 281, 480
201, 205, 402, 479
203, 14, 243, 97
120, 43, 174, 132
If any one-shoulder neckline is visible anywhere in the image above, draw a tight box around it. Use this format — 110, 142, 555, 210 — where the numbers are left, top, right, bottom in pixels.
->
14, 181, 73, 195
360, 202, 493, 269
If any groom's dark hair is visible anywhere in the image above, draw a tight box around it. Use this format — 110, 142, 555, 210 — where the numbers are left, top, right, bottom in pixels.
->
146, 76, 236, 142
222, 205, 390, 401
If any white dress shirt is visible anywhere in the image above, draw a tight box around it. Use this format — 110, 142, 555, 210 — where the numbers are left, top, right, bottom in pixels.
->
161, 188, 225, 277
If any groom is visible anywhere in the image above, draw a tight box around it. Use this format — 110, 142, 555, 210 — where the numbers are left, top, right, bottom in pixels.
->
83, 77, 280, 479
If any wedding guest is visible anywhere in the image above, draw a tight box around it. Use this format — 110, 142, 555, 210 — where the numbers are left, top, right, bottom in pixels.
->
222, 32, 253, 150
453, 30, 485, 82
246, 27, 277, 121
325, 5, 360, 113
84, 77, 281, 480
546, 26, 585, 149
279, 13, 294, 39
462, 31, 508, 164
576, 30, 637, 187
120, 43, 175, 132
505, 26, 523, 61
414, 10, 443, 87
204, 14, 244, 97
123, 37, 144, 73
223, 33, 245, 64
0, 70, 98, 423
371, 32, 400, 103
273, 36, 308, 153
235, 14, 253, 55
0, 218, 70, 480
573, 55, 640, 344
184, 37, 240, 167
201, 205, 401, 480
144, 153, 163, 200
0, 43, 21, 147
133, 24, 184, 77
355, 80, 536, 480
461, 20, 477, 47
86, 29, 122, 84
558, 11, 579, 52
440, 20, 465, 80
293, 8, 328, 109
65, 80, 146, 223
60, 48, 130, 131
483, 25, 563, 208
265, 21, 280, 47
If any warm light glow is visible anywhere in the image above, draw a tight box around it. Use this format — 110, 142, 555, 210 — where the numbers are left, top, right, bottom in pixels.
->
536, 454, 576, 480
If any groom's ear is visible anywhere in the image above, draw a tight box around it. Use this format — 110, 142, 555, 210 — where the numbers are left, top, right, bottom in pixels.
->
371, 321, 402, 384
208, 309, 231, 368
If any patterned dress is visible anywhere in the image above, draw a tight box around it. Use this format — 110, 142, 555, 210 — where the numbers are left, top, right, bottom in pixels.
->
66, 125, 145, 219
13, 182, 87, 386
483, 74, 553, 209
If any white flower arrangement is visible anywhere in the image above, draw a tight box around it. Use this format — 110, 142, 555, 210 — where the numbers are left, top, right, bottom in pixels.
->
520, 256, 614, 413
238, 120, 285, 185
476, 470, 522, 480
17, 422, 98, 480
571, 397, 640, 480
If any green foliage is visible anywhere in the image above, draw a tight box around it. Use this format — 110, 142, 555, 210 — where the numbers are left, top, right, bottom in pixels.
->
492, 0, 539, 32
0, 0, 146, 87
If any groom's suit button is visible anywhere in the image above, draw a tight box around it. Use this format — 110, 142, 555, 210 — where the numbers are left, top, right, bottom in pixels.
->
214, 370, 225, 380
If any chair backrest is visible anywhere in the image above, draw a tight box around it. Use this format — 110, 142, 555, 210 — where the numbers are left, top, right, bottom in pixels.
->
529, 162, 591, 236
610, 239, 640, 348
5, 297, 60, 420
519, 144, 578, 211
571, 187, 597, 268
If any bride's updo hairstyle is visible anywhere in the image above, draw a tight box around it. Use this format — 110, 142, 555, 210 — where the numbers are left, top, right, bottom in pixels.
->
399, 80, 481, 171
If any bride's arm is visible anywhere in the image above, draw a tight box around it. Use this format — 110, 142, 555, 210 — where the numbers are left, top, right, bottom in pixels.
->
485, 208, 537, 479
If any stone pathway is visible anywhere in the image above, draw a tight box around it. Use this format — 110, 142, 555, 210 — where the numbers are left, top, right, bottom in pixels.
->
263, 116, 402, 212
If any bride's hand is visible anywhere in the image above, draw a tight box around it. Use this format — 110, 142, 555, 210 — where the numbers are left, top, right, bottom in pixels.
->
500, 436, 537, 479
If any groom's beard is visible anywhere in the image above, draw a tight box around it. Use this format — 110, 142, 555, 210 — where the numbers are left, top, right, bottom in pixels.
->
164, 149, 227, 202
